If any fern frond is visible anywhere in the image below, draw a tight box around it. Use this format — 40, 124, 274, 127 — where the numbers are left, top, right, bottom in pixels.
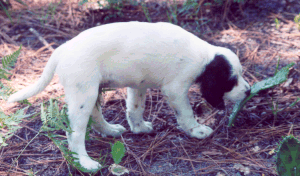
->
41, 99, 72, 133
0, 107, 33, 148
0, 69, 11, 80
0, 82, 15, 100
45, 133, 93, 173
1, 45, 22, 70
0, 45, 22, 80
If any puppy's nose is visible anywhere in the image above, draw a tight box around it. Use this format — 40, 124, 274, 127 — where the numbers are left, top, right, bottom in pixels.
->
245, 89, 251, 97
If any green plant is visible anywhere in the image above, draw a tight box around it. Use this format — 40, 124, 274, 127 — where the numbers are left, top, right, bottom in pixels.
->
276, 135, 300, 176
141, 3, 151, 22
40, 99, 72, 133
228, 62, 295, 127
167, 0, 178, 24
111, 141, 126, 164
275, 18, 280, 30
0, 0, 27, 24
25, 168, 38, 176
45, 133, 95, 173
210, 0, 246, 6
0, 45, 24, 147
0, 107, 32, 147
214, 0, 224, 6
40, 99, 100, 173
0, 45, 22, 80
37, 1, 61, 25
7, 88, 113, 173
233, 0, 245, 3
80, 0, 127, 21
294, 13, 300, 30
178, 0, 199, 17
270, 56, 281, 121
109, 141, 129, 175
0, 82, 14, 100
47, 1, 61, 18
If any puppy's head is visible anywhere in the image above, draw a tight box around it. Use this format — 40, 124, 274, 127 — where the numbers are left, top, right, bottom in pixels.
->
195, 48, 250, 109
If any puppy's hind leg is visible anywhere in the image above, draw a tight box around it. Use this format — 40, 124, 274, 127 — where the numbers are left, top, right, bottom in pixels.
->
91, 93, 126, 137
64, 83, 101, 171
126, 87, 153, 134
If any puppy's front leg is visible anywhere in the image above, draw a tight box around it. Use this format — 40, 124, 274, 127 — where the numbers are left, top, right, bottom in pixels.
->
162, 83, 213, 139
126, 88, 153, 133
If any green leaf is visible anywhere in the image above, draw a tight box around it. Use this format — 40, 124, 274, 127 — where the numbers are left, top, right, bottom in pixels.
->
228, 63, 295, 127
276, 135, 300, 176
111, 141, 126, 164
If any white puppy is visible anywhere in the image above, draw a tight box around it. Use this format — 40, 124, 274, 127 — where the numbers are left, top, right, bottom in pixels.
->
8, 21, 250, 171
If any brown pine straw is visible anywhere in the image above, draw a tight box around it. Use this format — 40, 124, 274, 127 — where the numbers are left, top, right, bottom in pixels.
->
0, 0, 300, 175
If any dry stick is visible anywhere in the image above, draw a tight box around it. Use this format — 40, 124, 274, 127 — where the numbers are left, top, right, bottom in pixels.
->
8, 129, 42, 174
287, 124, 294, 136
179, 142, 196, 175
141, 130, 170, 161
0, 30, 18, 46
32, 42, 56, 56
120, 135, 146, 174
20, 16, 75, 38
29, 28, 54, 52
202, 152, 229, 175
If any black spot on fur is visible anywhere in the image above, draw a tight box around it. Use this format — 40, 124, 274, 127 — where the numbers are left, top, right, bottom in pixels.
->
76, 83, 82, 89
80, 105, 84, 109
174, 109, 180, 116
195, 55, 238, 109
140, 80, 145, 84
135, 104, 138, 108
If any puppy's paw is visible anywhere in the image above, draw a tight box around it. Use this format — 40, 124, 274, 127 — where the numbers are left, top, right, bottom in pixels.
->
189, 125, 213, 139
78, 155, 101, 172
131, 121, 153, 134
93, 123, 126, 137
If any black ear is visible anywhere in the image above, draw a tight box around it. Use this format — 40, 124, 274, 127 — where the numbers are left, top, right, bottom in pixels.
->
195, 55, 237, 109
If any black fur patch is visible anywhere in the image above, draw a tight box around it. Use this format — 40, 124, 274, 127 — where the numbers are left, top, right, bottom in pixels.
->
195, 55, 238, 109
80, 105, 84, 109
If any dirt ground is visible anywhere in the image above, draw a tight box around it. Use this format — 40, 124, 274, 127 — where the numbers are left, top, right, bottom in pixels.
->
0, 0, 300, 175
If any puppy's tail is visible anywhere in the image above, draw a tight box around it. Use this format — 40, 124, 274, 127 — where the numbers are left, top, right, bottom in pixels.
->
7, 52, 59, 103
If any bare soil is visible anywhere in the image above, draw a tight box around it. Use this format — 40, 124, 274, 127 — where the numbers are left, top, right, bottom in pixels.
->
0, 0, 299, 175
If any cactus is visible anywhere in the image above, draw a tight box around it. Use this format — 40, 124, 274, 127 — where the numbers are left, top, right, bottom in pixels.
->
276, 135, 300, 176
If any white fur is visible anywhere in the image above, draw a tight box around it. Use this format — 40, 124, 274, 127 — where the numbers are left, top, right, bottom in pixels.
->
8, 22, 250, 171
